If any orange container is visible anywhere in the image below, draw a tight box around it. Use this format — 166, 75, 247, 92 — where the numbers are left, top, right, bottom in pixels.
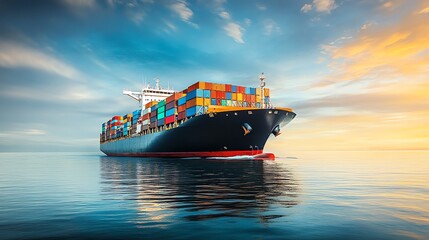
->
166, 92, 183, 103
232, 93, 237, 100
178, 105, 186, 113
264, 88, 270, 96
205, 82, 212, 90
145, 101, 158, 109
187, 81, 206, 92
186, 97, 204, 108
251, 95, 255, 102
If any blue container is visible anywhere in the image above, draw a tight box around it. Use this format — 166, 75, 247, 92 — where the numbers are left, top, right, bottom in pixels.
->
133, 109, 141, 115
150, 116, 157, 123
243, 102, 248, 107
226, 92, 232, 100
165, 108, 175, 117
256, 102, 261, 108
132, 119, 137, 125
158, 118, 165, 126
186, 106, 203, 117
231, 85, 237, 93
250, 88, 256, 95
211, 98, 217, 105
245, 87, 251, 94
151, 105, 158, 112
186, 89, 204, 100
178, 96, 187, 106
203, 90, 211, 98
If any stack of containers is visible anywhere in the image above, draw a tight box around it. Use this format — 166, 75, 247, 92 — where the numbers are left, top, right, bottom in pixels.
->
165, 93, 183, 125
185, 88, 204, 117
177, 94, 187, 121
150, 102, 158, 129
141, 103, 153, 131
110, 116, 123, 139
157, 100, 166, 127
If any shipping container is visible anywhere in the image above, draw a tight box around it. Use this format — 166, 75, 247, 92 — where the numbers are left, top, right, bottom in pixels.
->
237, 93, 243, 101
177, 111, 186, 120
158, 105, 165, 113
226, 92, 232, 100
211, 98, 217, 105
211, 90, 217, 99
221, 99, 227, 106
165, 108, 175, 117
150, 116, 157, 123
186, 97, 204, 108
186, 89, 204, 100
204, 98, 211, 106
166, 92, 183, 103
145, 101, 158, 109
187, 81, 206, 92
166, 101, 175, 110
186, 105, 203, 117
225, 84, 232, 92
178, 104, 186, 113
158, 118, 165, 126
203, 89, 211, 98
150, 121, 157, 128
178, 96, 187, 106
151, 105, 158, 112
165, 115, 175, 124
231, 85, 237, 93
264, 88, 270, 96
157, 112, 165, 120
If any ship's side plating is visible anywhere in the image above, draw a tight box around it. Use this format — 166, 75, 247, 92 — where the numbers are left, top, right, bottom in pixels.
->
100, 108, 295, 157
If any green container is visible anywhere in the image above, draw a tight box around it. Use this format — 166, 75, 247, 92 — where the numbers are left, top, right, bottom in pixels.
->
158, 106, 165, 113
221, 99, 227, 106
157, 112, 165, 120
158, 100, 166, 107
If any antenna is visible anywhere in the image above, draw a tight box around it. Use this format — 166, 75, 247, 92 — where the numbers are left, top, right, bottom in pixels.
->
155, 78, 160, 90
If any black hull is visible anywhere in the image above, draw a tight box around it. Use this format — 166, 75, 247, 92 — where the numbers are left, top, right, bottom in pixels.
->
100, 108, 295, 157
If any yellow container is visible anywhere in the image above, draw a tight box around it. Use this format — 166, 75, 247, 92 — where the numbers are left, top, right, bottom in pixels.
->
237, 93, 243, 101
256, 88, 262, 96
204, 98, 211, 106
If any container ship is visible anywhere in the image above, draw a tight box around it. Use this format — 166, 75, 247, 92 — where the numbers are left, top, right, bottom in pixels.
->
100, 74, 296, 158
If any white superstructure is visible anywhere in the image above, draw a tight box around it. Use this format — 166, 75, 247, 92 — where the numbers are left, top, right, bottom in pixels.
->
123, 79, 175, 113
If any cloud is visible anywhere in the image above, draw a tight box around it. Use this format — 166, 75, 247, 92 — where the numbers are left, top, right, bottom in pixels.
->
314, 0, 336, 13
0, 42, 80, 79
301, 4, 312, 13
314, 2, 429, 87
170, 0, 193, 22
264, 19, 281, 36
301, 0, 336, 14
224, 22, 245, 44
219, 11, 230, 19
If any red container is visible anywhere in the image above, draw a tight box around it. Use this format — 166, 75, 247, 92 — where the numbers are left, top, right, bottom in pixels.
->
251, 95, 255, 102
216, 91, 222, 99
246, 94, 251, 102
225, 84, 232, 92
142, 113, 149, 121
238, 86, 245, 94
211, 90, 217, 98
177, 111, 186, 120
165, 115, 175, 124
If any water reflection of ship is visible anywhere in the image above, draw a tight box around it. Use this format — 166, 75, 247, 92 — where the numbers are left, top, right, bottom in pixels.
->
100, 157, 300, 223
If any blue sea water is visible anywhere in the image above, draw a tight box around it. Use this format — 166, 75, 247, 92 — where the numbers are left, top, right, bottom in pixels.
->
0, 151, 428, 239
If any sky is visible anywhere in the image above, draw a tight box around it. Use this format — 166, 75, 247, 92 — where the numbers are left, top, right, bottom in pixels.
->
0, 0, 428, 152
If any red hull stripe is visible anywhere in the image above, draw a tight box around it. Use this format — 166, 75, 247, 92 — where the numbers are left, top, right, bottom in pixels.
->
106, 150, 263, 158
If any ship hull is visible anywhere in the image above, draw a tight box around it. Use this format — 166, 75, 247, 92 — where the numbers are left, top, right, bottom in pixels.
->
100, 108, 295, 157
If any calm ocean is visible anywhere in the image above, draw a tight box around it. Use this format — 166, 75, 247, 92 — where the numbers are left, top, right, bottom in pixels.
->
0, 151, 428, 239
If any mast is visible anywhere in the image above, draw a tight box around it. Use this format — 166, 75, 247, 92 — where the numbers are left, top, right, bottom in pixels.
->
259, 72, 266, 108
